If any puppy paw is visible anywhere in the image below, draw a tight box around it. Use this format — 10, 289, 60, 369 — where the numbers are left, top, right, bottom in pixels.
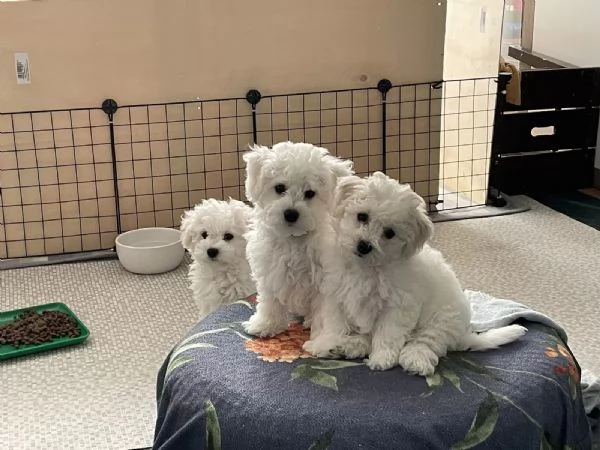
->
398, 343, 438, 376
302, 339, 336, 358
365, 349, 399, 371
302, 317, 312, 329
243, 313, 287, 337
339, 336, 371, 359
303, 336, 370, 360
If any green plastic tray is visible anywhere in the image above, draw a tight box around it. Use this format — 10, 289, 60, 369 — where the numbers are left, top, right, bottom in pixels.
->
0, 302, 90, 361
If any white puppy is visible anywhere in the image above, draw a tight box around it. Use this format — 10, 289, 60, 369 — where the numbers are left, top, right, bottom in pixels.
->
304, 172, 527, 376
242, 142, 354, 337
180, 198, 255, 320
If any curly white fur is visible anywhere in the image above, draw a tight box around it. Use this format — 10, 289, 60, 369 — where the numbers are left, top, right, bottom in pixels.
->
180, 198, 255, 320
242, 142, 354, 337
304, 172, 527, 376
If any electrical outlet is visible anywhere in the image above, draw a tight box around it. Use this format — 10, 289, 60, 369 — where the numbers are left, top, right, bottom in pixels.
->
15, 52, 31, 84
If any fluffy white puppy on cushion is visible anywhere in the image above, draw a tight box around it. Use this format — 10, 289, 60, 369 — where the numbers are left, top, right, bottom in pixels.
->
180, 198, 256, 320
303, 172, 527, 376
242, 142, 354, 337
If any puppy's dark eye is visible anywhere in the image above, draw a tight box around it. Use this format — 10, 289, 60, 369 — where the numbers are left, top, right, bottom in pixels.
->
383, 228, 396, 239
223, 233, 234, 241
304, 190, 316, 199
201, 231, 208, 239
357, 213, 369, 223
274, 184, 287, 195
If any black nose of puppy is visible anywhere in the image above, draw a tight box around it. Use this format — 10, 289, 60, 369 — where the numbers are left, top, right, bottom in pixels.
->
356, 240, 373, 255
207, 248, 219, 259
284, 209, 300, 223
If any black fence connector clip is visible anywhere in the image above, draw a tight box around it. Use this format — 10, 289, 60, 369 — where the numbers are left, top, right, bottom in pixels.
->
101, 98, 122, 236
377, 79, 392, 173
101, 99, 118, 120
245, 90, 262, 145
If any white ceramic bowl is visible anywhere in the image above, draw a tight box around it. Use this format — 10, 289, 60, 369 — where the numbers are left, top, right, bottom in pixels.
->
115, 227, 185, 275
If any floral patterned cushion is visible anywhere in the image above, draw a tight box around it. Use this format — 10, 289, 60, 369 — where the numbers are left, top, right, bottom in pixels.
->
153, 298, 591, 450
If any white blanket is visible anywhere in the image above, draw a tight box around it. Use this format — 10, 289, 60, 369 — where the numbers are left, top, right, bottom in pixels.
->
466, 289, 599, 429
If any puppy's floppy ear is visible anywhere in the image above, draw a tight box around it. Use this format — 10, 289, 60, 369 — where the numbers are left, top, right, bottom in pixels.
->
242, 203, 254, 224
322, 153, 354, 179
402, 191, 434, 258
243, 145, 272, 203
332, 175, 362, 218
227, 197, 253, 230
320, 153, 354, 203
179, 208, 199, 250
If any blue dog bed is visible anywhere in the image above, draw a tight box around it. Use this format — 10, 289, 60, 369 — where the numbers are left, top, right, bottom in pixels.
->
153, 295, 591, 449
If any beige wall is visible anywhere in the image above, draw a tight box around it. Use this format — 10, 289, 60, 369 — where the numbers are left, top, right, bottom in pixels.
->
533, 0, 600, 67
443, 0, 504, 80
441, 0, 503, 205
0, 0, 447, 112
0, 1, 453, 259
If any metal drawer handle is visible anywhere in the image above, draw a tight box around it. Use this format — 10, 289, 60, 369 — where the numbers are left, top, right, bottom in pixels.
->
531, 126, 555, 137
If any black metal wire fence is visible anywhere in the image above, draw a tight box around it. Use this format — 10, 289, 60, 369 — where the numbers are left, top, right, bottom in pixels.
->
0, 77, 497, 259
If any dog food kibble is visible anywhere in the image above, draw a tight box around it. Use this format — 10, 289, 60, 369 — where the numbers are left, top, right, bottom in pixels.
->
0, 311, 81, 347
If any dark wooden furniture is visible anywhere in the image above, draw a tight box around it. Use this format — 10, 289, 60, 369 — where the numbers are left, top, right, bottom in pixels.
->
488, 47, 600, 206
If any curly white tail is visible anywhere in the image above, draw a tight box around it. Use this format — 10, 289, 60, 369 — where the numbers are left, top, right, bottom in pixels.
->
459, 324, 528, 351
